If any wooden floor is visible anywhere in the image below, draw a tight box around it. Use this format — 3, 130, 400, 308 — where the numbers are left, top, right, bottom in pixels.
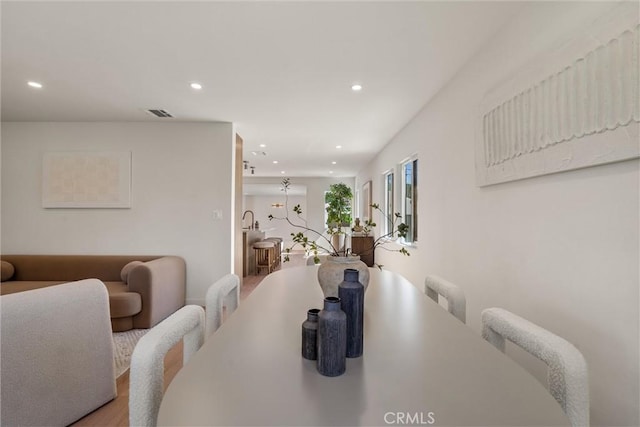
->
72, 251, 306, 426
71, 341, 184, 427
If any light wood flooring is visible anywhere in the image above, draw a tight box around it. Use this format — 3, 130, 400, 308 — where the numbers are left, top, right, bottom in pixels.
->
72, 251, 307, 426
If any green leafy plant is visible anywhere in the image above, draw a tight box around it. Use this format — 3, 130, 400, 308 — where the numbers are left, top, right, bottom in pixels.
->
325, 182, 353, 227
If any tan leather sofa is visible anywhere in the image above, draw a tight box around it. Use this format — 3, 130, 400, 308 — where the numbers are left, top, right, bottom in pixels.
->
1, 279, 117, 426
0, 255, 186, 332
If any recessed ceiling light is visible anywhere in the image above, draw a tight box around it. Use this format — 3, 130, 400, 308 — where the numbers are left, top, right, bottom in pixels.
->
190, 82, 203, 90
331, 161, 337, 165
329, 171, 334, 174
281, 171, 285, 174
351, 84, 363, 91
273, 160, 278, 164
28, 81, 43, 89
259, 144, 266, 148
336, 145, 342, 149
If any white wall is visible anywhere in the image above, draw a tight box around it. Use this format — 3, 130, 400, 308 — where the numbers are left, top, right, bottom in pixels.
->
1, 122, 235, 305
356, 2, 639, 426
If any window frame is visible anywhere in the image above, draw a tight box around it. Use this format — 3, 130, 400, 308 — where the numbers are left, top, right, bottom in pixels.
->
401, 155, 418, 245
383, 170, 394, 237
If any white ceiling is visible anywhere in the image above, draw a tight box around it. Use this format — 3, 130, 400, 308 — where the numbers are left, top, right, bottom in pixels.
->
1, 1, 526, 178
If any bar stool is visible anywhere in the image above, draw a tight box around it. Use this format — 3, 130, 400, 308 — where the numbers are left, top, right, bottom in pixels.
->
253, 241, 276, 275
264, 237, 283, 267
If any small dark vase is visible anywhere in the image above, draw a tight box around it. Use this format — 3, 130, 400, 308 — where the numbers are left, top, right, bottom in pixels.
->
338, 268, 364, 358
317, 296, 347, 377
301, 308, 320, 360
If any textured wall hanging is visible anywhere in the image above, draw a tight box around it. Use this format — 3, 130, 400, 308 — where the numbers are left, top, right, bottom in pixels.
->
42, 151, 132, 208
476, 5, 639, 186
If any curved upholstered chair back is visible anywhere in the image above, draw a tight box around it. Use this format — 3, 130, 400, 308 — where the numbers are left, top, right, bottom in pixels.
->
129, 305, 205, 427
481, 307, 589, 427
424, 274, 466, 323
1, 280, 117, 426
205, 273, 240, 338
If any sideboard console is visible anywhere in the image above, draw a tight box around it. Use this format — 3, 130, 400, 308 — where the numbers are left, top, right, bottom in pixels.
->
351, 235, 374, 267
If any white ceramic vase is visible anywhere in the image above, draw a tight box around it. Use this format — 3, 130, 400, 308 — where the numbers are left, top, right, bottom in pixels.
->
330, 233, 346, 256
317, 255, 370, 298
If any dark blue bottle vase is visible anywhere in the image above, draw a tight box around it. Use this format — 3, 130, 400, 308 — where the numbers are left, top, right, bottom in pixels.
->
317, 296, 347, 377
338, 268, 364, 358
301, 308, 320, 360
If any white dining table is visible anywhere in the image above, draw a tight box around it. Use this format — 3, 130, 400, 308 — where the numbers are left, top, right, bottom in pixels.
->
157, 266, 569, 426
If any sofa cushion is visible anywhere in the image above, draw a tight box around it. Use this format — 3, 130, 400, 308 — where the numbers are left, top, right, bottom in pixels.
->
120, 260, 144, 283
1, 280, 65, 295
1, 261, 15, 282
1, 280, 142, 320
103, 281, 142, 318
1, 255, 160, 282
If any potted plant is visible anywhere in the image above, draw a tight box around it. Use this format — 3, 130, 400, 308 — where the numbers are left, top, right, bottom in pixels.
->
269, 178, 366, 297
325, 182, 353, 227
268, 178, 348, 259
268, 178, 410, 297
324, 182, 353, 255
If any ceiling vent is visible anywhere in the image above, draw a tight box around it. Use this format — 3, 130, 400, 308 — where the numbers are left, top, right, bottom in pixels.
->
146, 109, 174, 118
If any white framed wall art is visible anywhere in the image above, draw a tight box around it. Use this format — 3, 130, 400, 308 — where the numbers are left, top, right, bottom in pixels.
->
42, 151, 132, 208
475, 9, 639, 187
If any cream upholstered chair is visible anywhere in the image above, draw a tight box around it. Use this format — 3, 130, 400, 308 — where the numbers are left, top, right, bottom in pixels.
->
205, 273, 240, 338
1, 280, 117, 426
424, 274, 466, 323
481, 307, 589, 427
129, 305, 205, 427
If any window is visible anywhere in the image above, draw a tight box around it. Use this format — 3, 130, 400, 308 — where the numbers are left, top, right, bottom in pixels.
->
355, 189, 360, 222
383, 171, 394, 236
402, 157, 418, 243
323, 191, 329, 230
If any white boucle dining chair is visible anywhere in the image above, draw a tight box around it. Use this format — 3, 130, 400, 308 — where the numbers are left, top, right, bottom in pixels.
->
1, 280, 117, 427
424, 274, 466, 323
205, 273, 240, 338
129, 305, 205, 427
481, 307, 589, 427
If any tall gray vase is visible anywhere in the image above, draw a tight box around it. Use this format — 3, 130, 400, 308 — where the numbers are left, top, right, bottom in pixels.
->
317, 297, 347, 377
338, 268, 364, 358
301, 308, 320, 360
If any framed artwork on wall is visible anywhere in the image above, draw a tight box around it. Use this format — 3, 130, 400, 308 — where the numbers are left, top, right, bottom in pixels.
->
475, 13, 639, 186
42, 151, 132, 208
362, 180, 372, 222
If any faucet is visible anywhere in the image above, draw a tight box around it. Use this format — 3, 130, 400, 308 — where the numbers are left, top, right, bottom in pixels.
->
242, 210, 255, 230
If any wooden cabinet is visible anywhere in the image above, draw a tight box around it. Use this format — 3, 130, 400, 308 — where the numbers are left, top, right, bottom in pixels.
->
351, 236, 375, 267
